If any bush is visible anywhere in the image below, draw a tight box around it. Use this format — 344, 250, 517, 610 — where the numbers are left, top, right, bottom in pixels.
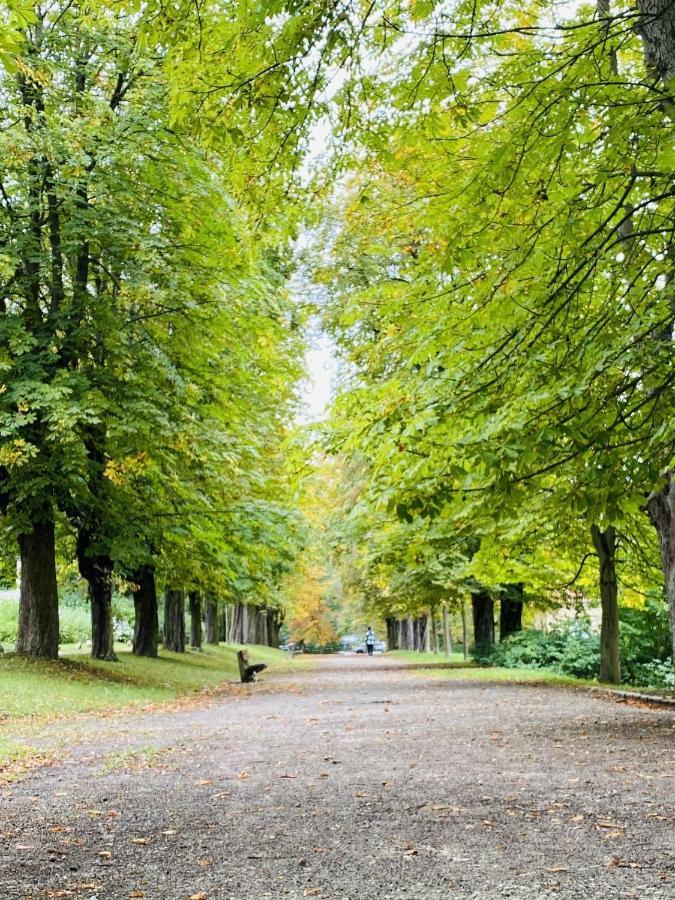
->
480, 609, 674, 688
477, 619, 600, 679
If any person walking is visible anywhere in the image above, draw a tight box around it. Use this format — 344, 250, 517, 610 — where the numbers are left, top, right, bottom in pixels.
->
364, 626, 376, 656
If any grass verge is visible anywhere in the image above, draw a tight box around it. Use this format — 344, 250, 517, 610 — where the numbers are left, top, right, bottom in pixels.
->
0, 643, 300, 722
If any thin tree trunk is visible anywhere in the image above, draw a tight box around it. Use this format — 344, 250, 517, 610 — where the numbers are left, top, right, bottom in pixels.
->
222, 602, 230, 642
590, 524, 621, 683
431, 607, 439, 654
188, 590, 202, 650
406, 617, 414, 650
205, 595, 218, 644
500, 584, 524, 641
242, 603, 249, 644
471, 590, 495, 652
131, 564, 158, 658
420, 613, 431, 653
16, 517, 59, 659
164, 589, 185, 653
442, 602, 451, 658
461, 601, 468, 661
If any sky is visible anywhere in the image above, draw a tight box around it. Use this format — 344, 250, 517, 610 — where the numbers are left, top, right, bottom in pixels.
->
298, 320, 338, 423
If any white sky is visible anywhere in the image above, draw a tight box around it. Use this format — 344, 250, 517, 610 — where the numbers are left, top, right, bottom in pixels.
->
298, 318, 338, 423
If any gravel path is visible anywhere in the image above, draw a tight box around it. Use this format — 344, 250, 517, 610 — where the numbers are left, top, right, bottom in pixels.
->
1, 656, 674, 899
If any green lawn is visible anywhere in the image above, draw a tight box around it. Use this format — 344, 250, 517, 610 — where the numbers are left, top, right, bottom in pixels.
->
0, 643, 298, 722
0, 643, 304, 770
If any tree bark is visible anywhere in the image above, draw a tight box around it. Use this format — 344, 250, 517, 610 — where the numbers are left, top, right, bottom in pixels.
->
77, 528, 116, 661
405, 617, 414, 650
590, 524, 621, 683
385, 617, 398, 650
188, 590, 202, 650
471, 590, 495, 652
269, 607, 284, 647
461, 601, 468, 661
205, 595, 218, 644
442, 602, 451, 657
16, 517, 59, 659
647, 481, 675, 668
500, 584, 524, 641
636, 0, 675, 84
420, 613, 431, 653
639, 1, 675, 674
164, 589, 185, 653
431, 607, 439, 654
131, 564, 158, 658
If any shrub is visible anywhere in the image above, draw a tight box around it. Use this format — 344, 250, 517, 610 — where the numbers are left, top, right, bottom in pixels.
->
480, 610, 674, 688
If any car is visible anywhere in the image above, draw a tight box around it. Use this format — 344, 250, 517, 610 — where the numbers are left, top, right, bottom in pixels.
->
354, 640, 386, 654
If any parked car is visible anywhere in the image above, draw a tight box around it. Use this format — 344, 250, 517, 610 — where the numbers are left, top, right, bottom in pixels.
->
355, 640, 386, 654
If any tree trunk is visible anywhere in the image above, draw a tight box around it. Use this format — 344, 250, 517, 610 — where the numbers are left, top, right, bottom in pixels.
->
636, 0, 675, 84
500, 584, 524, 641
164, 589, 185, 652
431, 607, 439, 654
77, 528, 116, 661
590, 524, 621, 683
89, 563, 116, 660
242, 604, 250, 643
269, 607, 284, 647
385, 617, 398, 650
131, 564, 158, 658
442, 602, 451, 657
16, 517, 59, 659
259, 608, 269, 647
647, 480, 675, 668
220, 602, 232, 644
419, 614, 430, 652
205, 595, 218, 644
405, 617, 414, 650
472, 590, 495, 652
188, 590, 202, 650
461, 601, 468, 661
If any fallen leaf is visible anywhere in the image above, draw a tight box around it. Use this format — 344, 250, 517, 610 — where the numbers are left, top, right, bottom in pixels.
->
98, 850, 112, 858
596, 820, 624, 829
238, 771, 250, 780
130, 837, 149, 845
189, 892, 208, 899
546, 867, 568, 873
355, 791, 368, 798
194, 779, 212, 786
279, 773, 296, 779
130, 892, 146, 898
303, 890, 322, 897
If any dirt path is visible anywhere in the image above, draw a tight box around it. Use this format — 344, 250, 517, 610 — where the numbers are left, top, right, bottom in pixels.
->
1, 656, 673, 900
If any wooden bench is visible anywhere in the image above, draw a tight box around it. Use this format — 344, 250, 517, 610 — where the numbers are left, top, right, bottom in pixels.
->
237, 648, 267, 683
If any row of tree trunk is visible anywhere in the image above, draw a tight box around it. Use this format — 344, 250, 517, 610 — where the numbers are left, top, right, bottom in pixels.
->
162, 591, 283, 654
385, 591, 524, 655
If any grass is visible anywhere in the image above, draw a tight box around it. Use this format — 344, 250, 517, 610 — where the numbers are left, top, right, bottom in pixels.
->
0, 642, 300, 722
389, 650, 472, 666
